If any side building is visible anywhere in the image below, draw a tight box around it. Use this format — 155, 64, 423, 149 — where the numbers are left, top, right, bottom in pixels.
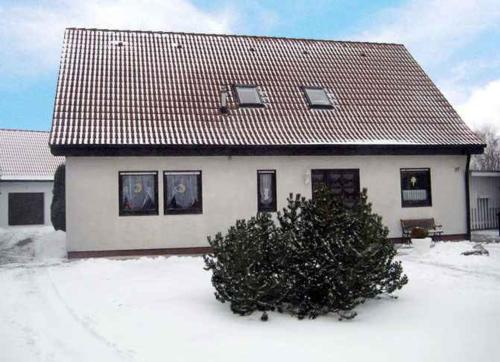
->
0, 129, 64, 227
469, 171, 500, 230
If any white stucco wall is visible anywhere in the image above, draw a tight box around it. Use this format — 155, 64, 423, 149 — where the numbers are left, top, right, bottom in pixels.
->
65, 155, 468, 252
0, 181, 54, 227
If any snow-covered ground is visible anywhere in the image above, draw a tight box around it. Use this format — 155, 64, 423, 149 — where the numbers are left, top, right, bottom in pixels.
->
0, 226, 66, 264
472, 229, 500, 243
1, 229, 499, 362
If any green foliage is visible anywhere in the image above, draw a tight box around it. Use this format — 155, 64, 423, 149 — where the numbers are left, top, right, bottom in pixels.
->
410, 227, 428, 239
204, 213, 286, 315
204, 185, 408, 320
50, 163, 66, 232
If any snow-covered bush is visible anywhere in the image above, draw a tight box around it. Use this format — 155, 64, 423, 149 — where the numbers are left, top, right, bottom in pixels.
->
203, 213, 287, 315
204, 186, 408, 320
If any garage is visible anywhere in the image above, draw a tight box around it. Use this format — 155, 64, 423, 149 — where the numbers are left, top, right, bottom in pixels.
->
0, 129, 64, 228
8, 192, 45, 226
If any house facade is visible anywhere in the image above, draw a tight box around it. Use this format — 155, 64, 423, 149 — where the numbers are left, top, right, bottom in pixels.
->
0, 129, 64, 227
50, 28, 484, 257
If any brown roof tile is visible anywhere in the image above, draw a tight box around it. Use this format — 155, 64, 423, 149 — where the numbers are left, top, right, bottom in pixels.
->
49, 28, 483, 149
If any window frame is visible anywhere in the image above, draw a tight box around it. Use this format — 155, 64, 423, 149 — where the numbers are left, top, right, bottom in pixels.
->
257, 169, 277, 213
118, 171, 159, 216
302, 86, 333, 109
163, 170, 203, 215
311, 168, 360, 204
400, 168, 432, 208
234, 84, 265, 108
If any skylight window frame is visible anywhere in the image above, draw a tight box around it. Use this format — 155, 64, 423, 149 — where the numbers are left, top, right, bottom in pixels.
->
302, 86, 334, 109
233, 84, 265, 108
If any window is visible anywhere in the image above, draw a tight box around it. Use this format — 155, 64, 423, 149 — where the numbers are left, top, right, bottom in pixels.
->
311, 169, 360, 206
8, 193, 44, 225
400, 168, 432, 207
303, 87, 333, 108
234, 85, 263, 107
164, 171, 202, 214
119, 171, 158, 216
257, 170, 277, 212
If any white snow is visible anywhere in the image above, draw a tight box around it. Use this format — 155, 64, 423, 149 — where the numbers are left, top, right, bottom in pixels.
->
1, 229, 500, 362
0, 226, 66, 264
472, 229, 500, 243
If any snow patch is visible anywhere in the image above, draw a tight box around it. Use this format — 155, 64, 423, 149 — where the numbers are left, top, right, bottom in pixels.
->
0, 226, 66, 264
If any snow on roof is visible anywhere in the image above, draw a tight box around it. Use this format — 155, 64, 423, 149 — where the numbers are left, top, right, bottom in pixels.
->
470, 171, 500, 177
50, 28, 484, 151
0, 129, 64, 180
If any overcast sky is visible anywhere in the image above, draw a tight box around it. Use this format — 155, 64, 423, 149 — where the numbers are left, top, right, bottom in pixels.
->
0, 0, 498, 132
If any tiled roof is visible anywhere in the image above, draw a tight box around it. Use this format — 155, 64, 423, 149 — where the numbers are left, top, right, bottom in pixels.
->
49, 28, 483, 150
0, 129, 64, 180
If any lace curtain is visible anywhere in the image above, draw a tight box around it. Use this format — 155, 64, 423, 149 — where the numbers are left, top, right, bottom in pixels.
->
167, 174, 198, 209
122, 174, 156, 211
259, 173, 273, 205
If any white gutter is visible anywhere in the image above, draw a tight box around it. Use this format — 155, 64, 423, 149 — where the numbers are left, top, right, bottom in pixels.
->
0, 175, 54, 181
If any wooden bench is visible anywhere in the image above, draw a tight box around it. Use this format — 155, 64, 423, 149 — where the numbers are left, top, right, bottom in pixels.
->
400, 218, 443, 242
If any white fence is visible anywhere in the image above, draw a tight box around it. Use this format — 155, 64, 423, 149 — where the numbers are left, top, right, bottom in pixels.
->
471, 205, 500, 230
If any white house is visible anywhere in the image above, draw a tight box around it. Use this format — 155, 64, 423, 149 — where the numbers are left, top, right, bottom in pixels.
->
49, 28, 485, 258
0, 129, 64, 227
469, 171, 500, 230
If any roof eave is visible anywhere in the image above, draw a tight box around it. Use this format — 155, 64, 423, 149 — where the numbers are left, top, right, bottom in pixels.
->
50, 143, 486, 157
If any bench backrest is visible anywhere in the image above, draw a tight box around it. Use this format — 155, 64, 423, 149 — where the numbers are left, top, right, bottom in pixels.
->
400, 218, 436, 231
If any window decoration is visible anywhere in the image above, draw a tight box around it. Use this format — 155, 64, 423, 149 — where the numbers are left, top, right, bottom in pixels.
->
311, 169, 360, 206
235, 85, 264, 107
400, 168, 432, 207
164, 171, 202, 214
257, 170, 277, 212
119, 171, 158, 216
303, 87, 333, 108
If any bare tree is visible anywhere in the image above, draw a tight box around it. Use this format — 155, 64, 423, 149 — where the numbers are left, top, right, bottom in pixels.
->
471, 126, 500, 171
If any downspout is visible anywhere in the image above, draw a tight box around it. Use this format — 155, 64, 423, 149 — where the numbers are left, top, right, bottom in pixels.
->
465, 154, 471, 241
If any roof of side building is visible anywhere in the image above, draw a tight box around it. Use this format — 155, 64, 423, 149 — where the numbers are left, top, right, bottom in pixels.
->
0, 129, 64, 180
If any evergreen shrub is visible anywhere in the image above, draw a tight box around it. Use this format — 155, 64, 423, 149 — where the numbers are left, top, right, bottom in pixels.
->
204, 186, 408, 320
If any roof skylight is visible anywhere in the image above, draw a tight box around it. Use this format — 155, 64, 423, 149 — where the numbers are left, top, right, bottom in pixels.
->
303, 87, 333, 108
235, 85, 264, 107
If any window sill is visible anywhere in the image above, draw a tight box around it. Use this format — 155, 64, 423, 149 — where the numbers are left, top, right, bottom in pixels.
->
164, 209, 203, 215
119, 211, 159, 217
401, 204, 433, 208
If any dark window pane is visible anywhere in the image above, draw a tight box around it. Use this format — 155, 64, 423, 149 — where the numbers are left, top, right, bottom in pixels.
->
304, 88, 332, 108
400, 169, 432, 207
164, 171, 202, 214
326, 171, 341, 187
119, 172, 158, 216
311, 170, 326, 186
235, 86, 263, 106
258, 170, 276, 212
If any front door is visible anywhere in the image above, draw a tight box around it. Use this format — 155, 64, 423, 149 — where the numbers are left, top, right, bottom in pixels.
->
311, 169, 360, 206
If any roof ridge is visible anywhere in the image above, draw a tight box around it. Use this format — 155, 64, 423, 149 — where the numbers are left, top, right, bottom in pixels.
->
65, 27, 405, 47
0, 128, 50, 133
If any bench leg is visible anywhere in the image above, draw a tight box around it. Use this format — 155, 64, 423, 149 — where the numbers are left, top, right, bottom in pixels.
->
432, 233, 442, 242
